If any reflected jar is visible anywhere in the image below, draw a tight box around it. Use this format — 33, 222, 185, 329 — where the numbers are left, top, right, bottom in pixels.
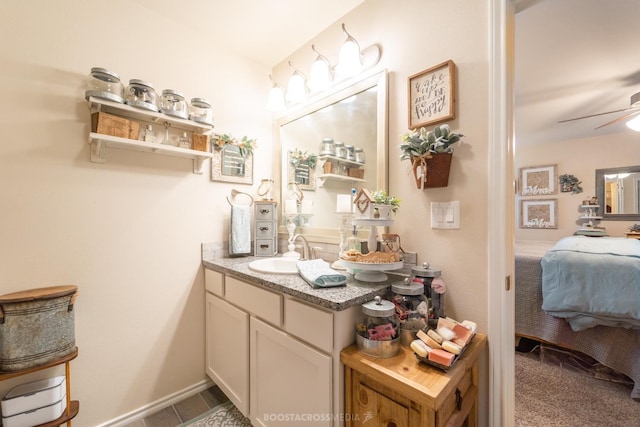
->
354, 147, 365, 164
189, 98, 214, 125
334, 141, 346, 159
345, 144, 355, 161
159, 89, 188, 119
125, 79, 159, 112
85, 67, 124, 103
320, 138, 335, 156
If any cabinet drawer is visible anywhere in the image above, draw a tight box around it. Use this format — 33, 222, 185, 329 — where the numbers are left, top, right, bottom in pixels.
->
225, 277, 282, 326
205, 269, 224, 296
254, 239, 276, 257
255, 204, 274, 220
255, 220, 275, 238
284, 297, 333, 353
438, 363, 475, 427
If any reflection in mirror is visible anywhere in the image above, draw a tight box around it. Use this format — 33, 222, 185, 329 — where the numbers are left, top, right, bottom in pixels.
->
596, 166, 640, 220
277, 70, 388, 235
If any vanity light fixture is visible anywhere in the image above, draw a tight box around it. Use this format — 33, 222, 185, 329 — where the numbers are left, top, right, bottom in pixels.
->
286, 61, 307, 104
308, 44, 333, 92
335, 23, 362, 78
267, 75, 285, 112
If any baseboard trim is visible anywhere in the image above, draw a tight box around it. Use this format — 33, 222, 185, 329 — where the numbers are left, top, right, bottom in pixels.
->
96, 378, 215, 427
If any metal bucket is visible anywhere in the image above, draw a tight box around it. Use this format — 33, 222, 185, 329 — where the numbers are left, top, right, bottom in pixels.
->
356, 334, 400, 358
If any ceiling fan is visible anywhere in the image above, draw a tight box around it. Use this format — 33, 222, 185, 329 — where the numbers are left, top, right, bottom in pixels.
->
558, 91, 640, 130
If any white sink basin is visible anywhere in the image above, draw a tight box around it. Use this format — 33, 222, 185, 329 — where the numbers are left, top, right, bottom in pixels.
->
248, 257, 299, 274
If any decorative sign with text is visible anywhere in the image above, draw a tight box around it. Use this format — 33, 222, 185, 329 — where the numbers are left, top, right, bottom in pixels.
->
408, 60, 456, 129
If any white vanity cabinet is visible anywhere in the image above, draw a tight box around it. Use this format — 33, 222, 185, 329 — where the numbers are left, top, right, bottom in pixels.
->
204, 268, 361, 427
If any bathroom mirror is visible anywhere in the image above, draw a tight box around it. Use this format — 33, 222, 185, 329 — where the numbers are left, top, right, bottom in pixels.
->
276, 69, 388, 237
595, 165, 640, 220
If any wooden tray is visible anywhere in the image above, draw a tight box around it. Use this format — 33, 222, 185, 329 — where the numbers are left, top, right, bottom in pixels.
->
414, 334, 475, 371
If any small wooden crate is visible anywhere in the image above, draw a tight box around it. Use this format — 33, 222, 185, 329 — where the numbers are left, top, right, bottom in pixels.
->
348, 168, 364, 179
0, 286, 78, 372
192, 134, 209, 151
91, 112, 140, 140
323, 162, 334, 174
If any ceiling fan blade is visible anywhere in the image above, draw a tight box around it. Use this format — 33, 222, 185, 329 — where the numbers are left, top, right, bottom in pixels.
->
557, 107, 637, 123
594, 110, 640, 129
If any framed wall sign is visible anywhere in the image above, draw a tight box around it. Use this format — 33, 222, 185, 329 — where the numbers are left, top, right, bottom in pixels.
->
211, 144, 253, 184
287, 150, 316, 191
520, 199, 557, 229
518, 164, 557, 196
408, 60, 456, 129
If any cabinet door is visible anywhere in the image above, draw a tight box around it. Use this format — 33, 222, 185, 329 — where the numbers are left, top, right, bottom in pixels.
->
206, 293, 249, 416
352, 382, 409, 427
250, 317, 332, 427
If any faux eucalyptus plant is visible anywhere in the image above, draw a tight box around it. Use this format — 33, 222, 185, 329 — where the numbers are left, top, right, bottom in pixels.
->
371, 190, 401, 212
399, 124, 464, 161
559, 174, 583, 194
212, 133, 257, 158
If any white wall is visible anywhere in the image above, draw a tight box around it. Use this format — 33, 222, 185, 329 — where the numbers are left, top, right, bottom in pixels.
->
515, 132, 639, 241
272, 0, 491, 424
0, 1, 272, 425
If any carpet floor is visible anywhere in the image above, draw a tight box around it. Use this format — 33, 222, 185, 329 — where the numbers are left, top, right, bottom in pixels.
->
515, 350, 640, 426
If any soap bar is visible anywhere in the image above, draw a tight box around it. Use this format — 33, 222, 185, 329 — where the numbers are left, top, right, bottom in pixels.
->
411, 339, 432, 358
429, 348, 455, 367
461, 320, 477, 333
437, 317, 457, 330
417, 329, 442, 349
453, 323, 473, 347
442, 340, 462, 355
437, 326, 456, 342
427, 329, 444, 344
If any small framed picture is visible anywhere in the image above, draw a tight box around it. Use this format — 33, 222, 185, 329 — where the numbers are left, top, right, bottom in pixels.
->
518, 164, 557, 196
408, 60, 456, 129
520, 199, 557, 229
211, 145, 253, 184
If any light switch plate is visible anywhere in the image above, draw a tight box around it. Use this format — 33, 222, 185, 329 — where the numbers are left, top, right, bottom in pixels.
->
431, 201, 460, 229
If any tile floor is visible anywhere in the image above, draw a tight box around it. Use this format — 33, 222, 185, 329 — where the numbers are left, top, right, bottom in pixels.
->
122, 385, 230, 427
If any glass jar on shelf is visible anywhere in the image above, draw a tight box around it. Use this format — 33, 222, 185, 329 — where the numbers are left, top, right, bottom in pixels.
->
345, 144, 355, 161
334, 141, 346, 159
178, 132, 191, 149
125, 79, 159, 112
159, 89, 188, 119
354, 147, 365, 164
85, 67, 124, 103
320, 138, 335, 156
189, 98, 214, 125
391, 278, 429, 345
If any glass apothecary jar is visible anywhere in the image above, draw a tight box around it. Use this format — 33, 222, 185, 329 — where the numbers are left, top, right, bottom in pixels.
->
189, 98, 214, 125
345, 144, 355, 161
125, 79, 159, 112
159, 89, 188, 119
391, 278, 429, 345
354, 147, 365, 164
411, 262, 444, 328
319, 138, 335, 156
355, 296, 400, 358
334, 141, 346, 159
85, 67, 124, 103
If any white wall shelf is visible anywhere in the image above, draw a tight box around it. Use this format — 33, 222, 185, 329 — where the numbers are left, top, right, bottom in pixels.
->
87, 97, 214, 174
318, 154, 363, 168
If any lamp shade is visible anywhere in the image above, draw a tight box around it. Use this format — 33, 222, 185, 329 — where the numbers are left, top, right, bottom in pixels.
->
309, 45, 332, 92
267, 84, 285, 112
335, 24, 362, 78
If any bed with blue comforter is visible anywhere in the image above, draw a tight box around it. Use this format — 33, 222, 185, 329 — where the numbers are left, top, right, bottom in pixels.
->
515, 237, 640, 400
541, 236, 640, 331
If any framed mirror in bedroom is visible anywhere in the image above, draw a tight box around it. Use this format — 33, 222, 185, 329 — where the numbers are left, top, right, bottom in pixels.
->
596, 165, 640, 220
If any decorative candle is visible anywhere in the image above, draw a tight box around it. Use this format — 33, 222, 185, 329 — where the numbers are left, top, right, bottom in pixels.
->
285, 199, 297, 214
336, 194, 352, 213
301, 199, 314, 214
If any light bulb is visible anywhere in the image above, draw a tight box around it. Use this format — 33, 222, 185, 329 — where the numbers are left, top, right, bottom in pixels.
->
308, 44, 332, 92
267, 85, 285, 112
625, 114, 640, 131
335, 24, 362, 78
285, 62, 307, 104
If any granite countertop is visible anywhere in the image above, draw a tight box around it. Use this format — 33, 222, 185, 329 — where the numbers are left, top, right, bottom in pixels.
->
202, 255, 404, 311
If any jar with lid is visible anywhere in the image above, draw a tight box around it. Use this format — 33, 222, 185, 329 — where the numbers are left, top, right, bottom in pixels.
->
355, 296, 400, 358
319, 138, 335, 156
354, 147, 365, 164
391, 278, 429, 345
85, 67, 124, 103
189, 98, 214, 125
334, 141, 346, 159
410, 262, 444, 328
125, 79, 159, 112
344, 144, 355, 161
159, 89, 188, 119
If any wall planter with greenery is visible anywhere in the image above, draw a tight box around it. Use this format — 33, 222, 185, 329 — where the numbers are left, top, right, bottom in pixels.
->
399, 124, 464, 189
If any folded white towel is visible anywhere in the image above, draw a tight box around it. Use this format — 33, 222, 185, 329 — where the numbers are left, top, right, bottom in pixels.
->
229, 205, 251, 256
296, 259, 347, 288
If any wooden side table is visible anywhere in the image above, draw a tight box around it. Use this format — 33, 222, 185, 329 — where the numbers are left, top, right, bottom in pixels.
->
341, 333, 486, 427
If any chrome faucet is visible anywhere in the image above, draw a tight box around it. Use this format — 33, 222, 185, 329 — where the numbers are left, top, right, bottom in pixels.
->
291, 234, 316, 260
